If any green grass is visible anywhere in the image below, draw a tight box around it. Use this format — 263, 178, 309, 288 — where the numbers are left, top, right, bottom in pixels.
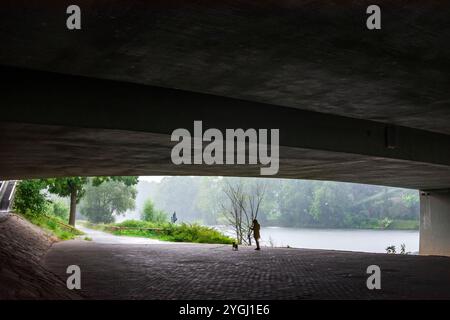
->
359, 218, 419, 230
386, 219, 419, 230
82, 220, 234, 244
338, 218, 419, 230
23, 213, 84, 240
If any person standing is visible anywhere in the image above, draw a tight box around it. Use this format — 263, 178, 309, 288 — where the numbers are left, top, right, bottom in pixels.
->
251, 219, 261, 250
171, 211, 178, 224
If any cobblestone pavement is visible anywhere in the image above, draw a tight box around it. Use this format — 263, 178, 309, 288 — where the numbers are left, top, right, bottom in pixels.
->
44, 240, 450, 300
0, 214, 82, 299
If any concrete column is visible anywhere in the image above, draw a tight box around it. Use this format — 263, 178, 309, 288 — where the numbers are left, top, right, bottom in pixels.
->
420, 190, 450, 256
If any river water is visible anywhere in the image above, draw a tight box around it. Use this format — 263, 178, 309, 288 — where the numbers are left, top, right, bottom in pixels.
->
78, 223, 419, 254
215, 226, 419, 254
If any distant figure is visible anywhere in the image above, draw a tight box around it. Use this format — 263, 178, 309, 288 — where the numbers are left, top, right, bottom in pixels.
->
251, 219, 261, 250
171, 211, 178, 224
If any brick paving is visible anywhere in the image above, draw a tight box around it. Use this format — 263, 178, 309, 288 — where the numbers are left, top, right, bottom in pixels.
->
44, 240, 450, 300
3, 213, 449, 300
0, 214, 82, 299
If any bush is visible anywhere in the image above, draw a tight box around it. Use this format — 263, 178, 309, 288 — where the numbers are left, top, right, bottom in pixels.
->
95, 220, 234, 244
381, 217, 393, 229
116, 219, 156, 228
163, 223, 234, 244
13, 180, 49, 217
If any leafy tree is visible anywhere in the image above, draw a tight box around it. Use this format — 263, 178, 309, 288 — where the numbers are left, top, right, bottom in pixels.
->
43, 177, 87, 226
309, 182, 352, 228
401, 192, 420, 217
43, 176, 138, 226
80, 180, 137, 224
195, 177, 225, 224
152, 177, 201, 222
13, 180, 49, 216
50, 199, 70, 221
142, 198, 168, 223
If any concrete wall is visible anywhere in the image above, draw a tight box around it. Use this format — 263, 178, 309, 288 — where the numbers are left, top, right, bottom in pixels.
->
420, 190, 450, 256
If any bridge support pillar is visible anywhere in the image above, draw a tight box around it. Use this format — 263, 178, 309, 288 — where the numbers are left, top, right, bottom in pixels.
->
420, 190, 450, 256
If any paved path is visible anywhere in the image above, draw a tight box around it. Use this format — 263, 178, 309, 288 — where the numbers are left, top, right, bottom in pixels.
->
76, 225, 165, 245
44, 237, 450, 300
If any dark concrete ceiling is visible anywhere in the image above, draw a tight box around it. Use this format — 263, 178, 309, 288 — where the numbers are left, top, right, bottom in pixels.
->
2, 122, 450, 190
1, 0, 450, 135
2, 66, 450, 190
1, 1, 450, 190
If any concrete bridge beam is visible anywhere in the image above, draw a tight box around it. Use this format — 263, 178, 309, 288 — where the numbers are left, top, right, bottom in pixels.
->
420, 190, 450, 256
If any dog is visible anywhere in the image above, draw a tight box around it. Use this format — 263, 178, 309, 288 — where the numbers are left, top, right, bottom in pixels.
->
232, 242, 239, 251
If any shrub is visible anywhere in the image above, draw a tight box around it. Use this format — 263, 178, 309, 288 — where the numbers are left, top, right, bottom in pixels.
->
386, 245, 396, 254
13, 180, 49, 217
381, 217, 393, 229
96, 219, 234, 244
161, 223, 234, 244
116, 219, 156, 228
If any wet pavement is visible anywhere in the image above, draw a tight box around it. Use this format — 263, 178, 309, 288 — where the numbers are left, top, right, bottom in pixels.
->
76, 225, 164, 245
44, 233, 450, 300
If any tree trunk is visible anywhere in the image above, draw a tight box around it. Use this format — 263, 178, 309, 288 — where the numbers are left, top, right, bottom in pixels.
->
69, 189, 77, 226
235, 225, 241, 244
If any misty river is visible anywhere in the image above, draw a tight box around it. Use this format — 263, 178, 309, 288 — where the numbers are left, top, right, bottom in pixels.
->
215, 226, 419, 254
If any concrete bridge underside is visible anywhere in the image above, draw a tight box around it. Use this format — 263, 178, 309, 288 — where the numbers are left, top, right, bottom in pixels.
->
1, 0, 450, 255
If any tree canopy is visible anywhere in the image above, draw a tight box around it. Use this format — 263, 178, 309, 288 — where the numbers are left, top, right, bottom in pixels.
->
141, 198, 168, 223
80, 180, 137, 223
13, 180, 49, 216
141, 177, 419, 229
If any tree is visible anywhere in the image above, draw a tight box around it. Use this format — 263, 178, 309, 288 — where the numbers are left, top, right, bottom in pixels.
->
242, 180, 266, 245
80, 180, 137, 223
50, 199, 70, 221
152, 177, 201, 221
142, 198, 168, 224
43, 176, 138, 226
44, 177, 87, 226
13, 180, 49, 216
220, 178, 267, 245
221, 179, 246, 244
196, 177, 224, 224
309, 182, 350, 228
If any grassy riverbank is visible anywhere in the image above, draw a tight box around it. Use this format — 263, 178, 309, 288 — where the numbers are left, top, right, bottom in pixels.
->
21, 213, 83, 240
354, 218, 419, 230
80, 220, 234, 244
268, 218, 419, 230
385, 219, 419, 230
